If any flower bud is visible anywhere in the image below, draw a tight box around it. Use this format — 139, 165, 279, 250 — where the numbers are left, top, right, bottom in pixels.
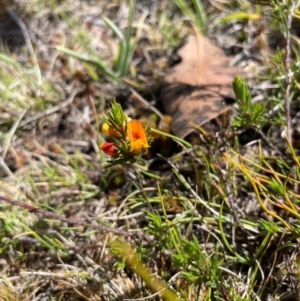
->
102, 122, 119, 137
110, 101, 125, 127
100, 142, 117, 156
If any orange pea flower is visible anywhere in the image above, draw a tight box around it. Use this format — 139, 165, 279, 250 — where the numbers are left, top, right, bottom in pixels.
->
127, 119, 149, 153
100, 142, 117, 156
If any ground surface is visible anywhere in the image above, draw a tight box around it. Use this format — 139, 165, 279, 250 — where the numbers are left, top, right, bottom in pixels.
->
0, 1, 300, 301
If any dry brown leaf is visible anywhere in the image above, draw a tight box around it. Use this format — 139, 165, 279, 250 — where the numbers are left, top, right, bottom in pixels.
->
161, 34, 239, 138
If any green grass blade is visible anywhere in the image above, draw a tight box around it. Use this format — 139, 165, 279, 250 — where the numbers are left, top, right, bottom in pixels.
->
192, 0, 207, 32
103, 16, 127, 75
56, 46, 118, 80
0, 53, 22, 68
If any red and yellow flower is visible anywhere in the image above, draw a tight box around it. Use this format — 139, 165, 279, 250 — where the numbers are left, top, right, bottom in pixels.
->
100, 101, 150, 159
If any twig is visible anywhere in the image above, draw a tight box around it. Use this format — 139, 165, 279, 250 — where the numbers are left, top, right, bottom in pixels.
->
131, 165, 154, 213
20, 89, 80, 127
130, 88, 164, 120
0, 195, 154, 242
284, 1, 294, 143
284, 1, 298, 193
257, 129, 283, 156
2, 110, 26, 160
0, 157, 14, 178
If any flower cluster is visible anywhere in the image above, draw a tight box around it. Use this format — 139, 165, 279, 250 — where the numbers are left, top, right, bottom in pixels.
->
100, 100, 150, 163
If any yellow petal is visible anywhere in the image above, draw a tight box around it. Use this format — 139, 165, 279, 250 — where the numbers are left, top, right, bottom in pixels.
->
102, 123, 110, 135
